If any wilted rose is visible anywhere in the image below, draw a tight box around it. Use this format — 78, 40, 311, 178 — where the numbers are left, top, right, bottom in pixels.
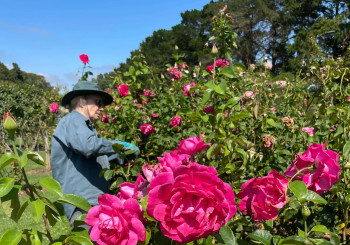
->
237, 170, 289, 221
170, 115, 182, 128
79, 54, 90, 64
50, 102, 59, 114
116, 84, 129, 97
147, 162, 236, 243
284, 143, 340, 194
85, 194, 146, 245
140, 123, 154, 136
177, 136, 211, 155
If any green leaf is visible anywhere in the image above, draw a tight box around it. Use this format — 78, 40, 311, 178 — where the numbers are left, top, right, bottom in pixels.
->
0, 152, 17, 171
232, 111, 252, 121
247, 229, 272, 245
343, 140, 350, 158
30, 230, 42, 245
64, 235, 93, 245
27, 151, 45, 166
267, 118, 276, 127
31, 199, 45, 223
289, 180, 308, 201
0, 177, 15, 197
219, 66, 235, 78
280, 236, 306, 244
112, 143, 124, 154
219, 226, 236, 245
226, 97, 241, 108
0, 229, 23, 245
311, 225, 330, 233
39, 177, 62, 197
202, 89, 213, 105
235, 148, 247, 164
305, 190, 327, 204
58, 194, 91, 212
217, 79, 227, 95
16, 199, 29, 222
18, 151, 28, 168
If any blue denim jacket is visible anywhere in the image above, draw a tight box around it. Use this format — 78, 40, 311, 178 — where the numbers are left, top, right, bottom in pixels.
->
51, 110, 122, 219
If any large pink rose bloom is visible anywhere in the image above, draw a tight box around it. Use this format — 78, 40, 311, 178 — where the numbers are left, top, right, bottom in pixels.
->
177, 136, 211, 155
116, 84, 129, 97
117, 174, 148, 202
284, 143, 340, 194
237, 170, 289, 221
50, 102, 58, 114
147, 162, 236, 243
85, 194, 146, 245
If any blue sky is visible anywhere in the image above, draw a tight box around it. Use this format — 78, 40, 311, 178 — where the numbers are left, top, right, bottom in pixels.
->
0, 0, 211, 89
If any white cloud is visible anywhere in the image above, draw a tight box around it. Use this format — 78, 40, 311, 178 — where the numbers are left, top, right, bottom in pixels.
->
0, 22, 51, 35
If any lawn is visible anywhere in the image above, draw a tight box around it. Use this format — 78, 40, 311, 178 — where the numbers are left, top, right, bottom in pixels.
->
0, 152, 72, 244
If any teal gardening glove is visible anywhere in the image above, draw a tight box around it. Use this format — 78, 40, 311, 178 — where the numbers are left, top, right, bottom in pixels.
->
115, 140, 140, 155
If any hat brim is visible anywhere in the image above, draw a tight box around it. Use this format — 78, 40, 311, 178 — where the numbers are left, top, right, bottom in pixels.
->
61, 90, 113, 107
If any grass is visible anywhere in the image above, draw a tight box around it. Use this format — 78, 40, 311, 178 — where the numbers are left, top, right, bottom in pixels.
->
0, 152, 72, 244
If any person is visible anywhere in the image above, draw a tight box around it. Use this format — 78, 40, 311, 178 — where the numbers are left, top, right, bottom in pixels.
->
51, 80, 137, 227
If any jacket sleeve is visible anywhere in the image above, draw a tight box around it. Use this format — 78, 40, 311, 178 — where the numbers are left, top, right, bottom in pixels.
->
65, 117, 122, 164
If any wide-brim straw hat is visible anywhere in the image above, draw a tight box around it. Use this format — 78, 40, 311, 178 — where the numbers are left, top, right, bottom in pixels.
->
61, 80, 113, 107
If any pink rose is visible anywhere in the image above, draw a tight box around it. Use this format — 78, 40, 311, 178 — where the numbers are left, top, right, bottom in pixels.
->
170, 115, 182, 128
116, 84, 129, 97
169, 67, 182, 80
101, 114, 109, 123
144, 90, 150, 97
79, 54, 89, 64
117, 174, 148, 202
243, 91, 255, 99
237, 170, 289, 221
177, 136, 211, 155
157, 151, 190, 173
183, 82, 196, 97
284, 143, 340, 194
150, 92, 156, 97
302, 127, 315, 136
276, 80, 287, 88
215, 59, 229, 68
50, 102, 58, 114
140, 123, 154, 136
151, 113, 159, 118
178, 62, 189, 70
147, 162, 236, 243
206, 65, 214, 72
85, 194, 146, 245
269, 106, 276, 111
142, 163, 161, 183
203, 106, 214, 114
346, 97, 350, 102
265, 61, 273, 70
